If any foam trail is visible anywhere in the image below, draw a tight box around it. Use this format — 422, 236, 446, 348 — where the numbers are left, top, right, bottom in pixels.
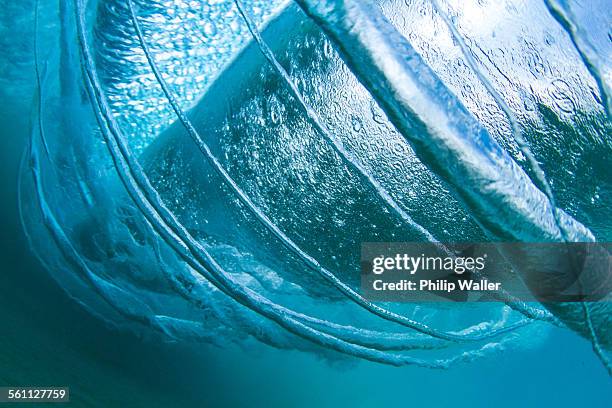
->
127, 0, 529, 343
543, 0, 611, 116
33, 3, 52, 162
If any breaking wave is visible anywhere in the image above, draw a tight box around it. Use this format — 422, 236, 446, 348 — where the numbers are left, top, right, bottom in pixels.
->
17, 0, 611, 371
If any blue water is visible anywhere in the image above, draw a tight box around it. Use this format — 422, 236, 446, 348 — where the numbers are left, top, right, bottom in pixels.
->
1, 0, 611, 406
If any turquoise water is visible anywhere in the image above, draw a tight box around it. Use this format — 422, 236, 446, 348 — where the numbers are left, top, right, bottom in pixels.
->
1, 0, 611, 406
0, 242, 610, 407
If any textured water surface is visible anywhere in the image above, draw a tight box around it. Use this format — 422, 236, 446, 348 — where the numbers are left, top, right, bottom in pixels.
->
9, 0, 612, 382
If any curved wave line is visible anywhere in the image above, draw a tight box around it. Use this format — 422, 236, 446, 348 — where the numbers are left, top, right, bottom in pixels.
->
127, 0, 529, 343
75, 0, 490, 367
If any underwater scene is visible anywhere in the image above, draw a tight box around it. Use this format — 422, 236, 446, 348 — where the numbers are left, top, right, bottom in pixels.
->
0, 0, 611, 406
